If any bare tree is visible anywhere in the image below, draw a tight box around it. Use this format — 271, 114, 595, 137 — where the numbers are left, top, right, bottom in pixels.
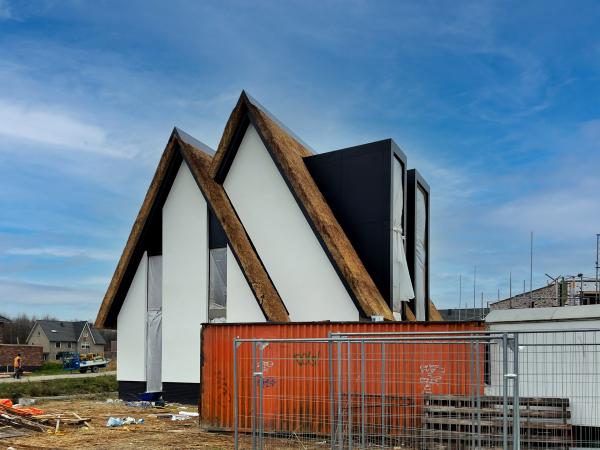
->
2, 313, 57, 344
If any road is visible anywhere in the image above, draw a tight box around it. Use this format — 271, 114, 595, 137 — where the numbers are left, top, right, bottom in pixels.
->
0, 370, 116, 383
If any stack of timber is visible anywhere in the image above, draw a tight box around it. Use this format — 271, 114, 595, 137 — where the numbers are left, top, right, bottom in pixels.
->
0, 402, 91, 440
0, 405, 49, 439
422, 394, 572, 450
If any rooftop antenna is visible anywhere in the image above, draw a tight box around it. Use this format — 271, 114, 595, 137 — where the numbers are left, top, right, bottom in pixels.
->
530, 231, 534, 301
473, 266, 477, 310
509, 271, 512, 308
481, 291, 484, 319
596, 233, 600, 304
545, 273, 561, 306
458, 274, 462, 322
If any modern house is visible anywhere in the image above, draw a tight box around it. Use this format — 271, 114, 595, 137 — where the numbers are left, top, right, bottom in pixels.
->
26, 320, 106, 361
95, 92, 436, 403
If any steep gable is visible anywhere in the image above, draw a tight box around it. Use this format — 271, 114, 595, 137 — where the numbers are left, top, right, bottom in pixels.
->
95, 129, 289, 329
211, 92, 395, 320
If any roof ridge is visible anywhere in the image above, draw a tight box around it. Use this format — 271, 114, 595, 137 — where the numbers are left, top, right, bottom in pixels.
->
174, 127, 216, 156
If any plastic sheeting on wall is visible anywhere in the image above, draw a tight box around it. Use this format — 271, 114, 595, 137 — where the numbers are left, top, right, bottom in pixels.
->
415, 188, 427, 321
146, 256, 162, 392
208, 248, 227, 323
392, 158, 415, 317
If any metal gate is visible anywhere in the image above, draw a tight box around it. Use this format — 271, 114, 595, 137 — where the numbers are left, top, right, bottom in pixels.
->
233, 331, 524, 449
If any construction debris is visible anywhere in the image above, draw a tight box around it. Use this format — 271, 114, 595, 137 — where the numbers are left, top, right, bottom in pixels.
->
0, 398, 94, 438
106, 416, 144, 427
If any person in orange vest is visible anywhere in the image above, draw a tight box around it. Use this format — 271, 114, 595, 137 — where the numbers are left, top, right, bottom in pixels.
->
12, 353, 23, 379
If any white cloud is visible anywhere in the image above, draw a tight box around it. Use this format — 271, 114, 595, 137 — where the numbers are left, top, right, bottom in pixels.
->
0, 279, 101, 320
0, 99, 134, 158
6, 246, 118, 261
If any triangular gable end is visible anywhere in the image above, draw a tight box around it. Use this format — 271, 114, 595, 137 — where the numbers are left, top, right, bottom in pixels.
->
210, 92, 395, 321
95, 129, 289, 329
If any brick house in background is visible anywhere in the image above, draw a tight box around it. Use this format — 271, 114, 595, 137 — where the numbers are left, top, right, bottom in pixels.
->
0, 315, 10, 344
26, 320, 106, 361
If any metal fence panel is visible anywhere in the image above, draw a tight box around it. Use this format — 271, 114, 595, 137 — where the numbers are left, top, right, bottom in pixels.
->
232, 330, 600, 449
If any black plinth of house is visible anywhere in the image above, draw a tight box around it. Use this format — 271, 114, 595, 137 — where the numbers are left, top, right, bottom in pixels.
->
406, 169, 430, 321
161, 382, 200, 405
304, 139, 407, 310
118, 381, 200, 405
118, 381, 147, 401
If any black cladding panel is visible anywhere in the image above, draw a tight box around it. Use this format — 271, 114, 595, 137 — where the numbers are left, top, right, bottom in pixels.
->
208, 208, 227, 249
406, 169, 430, 321
305, 139, 400, 305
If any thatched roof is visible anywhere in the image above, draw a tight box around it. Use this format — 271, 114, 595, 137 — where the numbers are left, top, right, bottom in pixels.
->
95, 128, 289, 329
211, 92, 395, 320
95, 91, 438, 327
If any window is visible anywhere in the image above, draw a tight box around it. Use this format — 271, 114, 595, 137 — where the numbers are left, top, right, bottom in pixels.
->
55, 342, 60, 349
81, 341, 90, 350
67, 342, 72, 349
208, 248, 227, 322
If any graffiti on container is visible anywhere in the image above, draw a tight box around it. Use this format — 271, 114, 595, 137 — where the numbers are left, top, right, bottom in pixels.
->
293, 351, 320, 367
255, 360, 275, 374
419, 364, 446, 394
262, 376, 277, 388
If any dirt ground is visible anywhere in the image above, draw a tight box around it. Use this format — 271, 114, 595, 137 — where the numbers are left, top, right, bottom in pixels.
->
2, 398, 238, 450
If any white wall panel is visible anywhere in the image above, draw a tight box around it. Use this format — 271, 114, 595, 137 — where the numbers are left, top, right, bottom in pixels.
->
223, 125, 358, 321
226, 245, 265, 323
487, 317, 600, 427
162, 162, 209, 383
117, 253, 147, 381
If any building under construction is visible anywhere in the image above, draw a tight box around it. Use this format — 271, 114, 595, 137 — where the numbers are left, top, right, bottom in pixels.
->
490, 276, 600, 310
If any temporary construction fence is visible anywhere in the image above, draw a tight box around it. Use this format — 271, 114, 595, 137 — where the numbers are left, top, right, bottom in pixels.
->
204, 327, 600, 450
200, 321, 484, 431
233, 332, 512, 449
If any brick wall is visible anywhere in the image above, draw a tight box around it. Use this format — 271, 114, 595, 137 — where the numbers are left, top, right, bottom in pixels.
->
490, 283, 559, 310
0, 344, 43, 371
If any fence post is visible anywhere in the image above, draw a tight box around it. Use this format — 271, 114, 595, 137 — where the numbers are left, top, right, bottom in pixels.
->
361, 339, 366, 449
251, 342, 256, 450
233, 339, 239, 450
469, 341, 475, 449
328, 334, 335, 450
476, 337, 481, 449
258, 342, 265, 450
337, 339, 343, 450
347, 340, 352, 450
502, 333, 508, 450
513, 333, 520, 450
381, 342, 386, 449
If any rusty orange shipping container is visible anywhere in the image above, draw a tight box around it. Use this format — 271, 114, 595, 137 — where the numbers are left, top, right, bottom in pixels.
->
200, 321, 485, 434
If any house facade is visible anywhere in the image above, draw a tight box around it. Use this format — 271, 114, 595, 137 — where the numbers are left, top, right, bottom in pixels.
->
26, 320, 106, 361
95, 92, 435, 403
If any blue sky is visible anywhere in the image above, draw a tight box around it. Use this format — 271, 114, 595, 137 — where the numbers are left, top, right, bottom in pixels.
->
1, 0, 599, 320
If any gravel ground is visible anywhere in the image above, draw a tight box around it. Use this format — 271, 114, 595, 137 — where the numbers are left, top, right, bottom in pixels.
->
3, 398, 237, 450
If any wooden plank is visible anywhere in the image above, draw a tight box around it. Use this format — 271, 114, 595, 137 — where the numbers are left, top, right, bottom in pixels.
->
424, 416, 571, 430
424, 394, 569, 407
73, 412, 93, 429
422, 429, 571, 445
425, 405, 571, 419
